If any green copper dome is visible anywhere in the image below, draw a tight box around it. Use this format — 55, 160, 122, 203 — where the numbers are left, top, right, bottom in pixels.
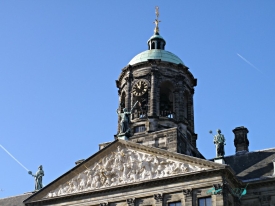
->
129, 49, 184, 65
129, 32, 184, 66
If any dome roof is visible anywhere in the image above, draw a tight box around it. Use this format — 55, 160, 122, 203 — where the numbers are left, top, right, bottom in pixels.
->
147, 34, 166, 44
129, 49, 184, 66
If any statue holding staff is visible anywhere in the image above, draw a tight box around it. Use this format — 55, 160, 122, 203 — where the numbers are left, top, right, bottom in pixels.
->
117, 101, 138, 135
212, 129, 226, 157
28, 165, 44, 190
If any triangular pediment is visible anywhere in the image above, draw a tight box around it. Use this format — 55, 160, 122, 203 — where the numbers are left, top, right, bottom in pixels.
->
25, 139, 225, 203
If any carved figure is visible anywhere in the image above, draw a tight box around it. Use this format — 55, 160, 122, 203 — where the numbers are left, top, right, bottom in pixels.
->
117, 108, 131, 134
45, 146, 207, 198
117, 101, 138, 135
77, 173, 87, 191
213, 129, 226, 157
29, 165, 44, 190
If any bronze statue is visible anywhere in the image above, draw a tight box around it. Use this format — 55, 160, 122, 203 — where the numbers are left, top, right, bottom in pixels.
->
117, 101, 138, 135
213, 129, 226, 157
28, 165, 44, 190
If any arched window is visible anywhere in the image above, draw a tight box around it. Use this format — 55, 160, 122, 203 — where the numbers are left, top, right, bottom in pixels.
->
151, 42, 155, 49
159, 81, 174, 118
132, 96, 148, 119
120, 92, 126, 112
157, 41, 160, 49
160, 42, 164, 50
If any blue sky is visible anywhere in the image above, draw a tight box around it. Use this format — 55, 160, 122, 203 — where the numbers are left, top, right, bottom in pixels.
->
0, 1, 275, 198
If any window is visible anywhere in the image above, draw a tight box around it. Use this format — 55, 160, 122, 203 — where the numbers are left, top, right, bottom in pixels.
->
159, 81, 174, 118
152, 42, 155, 49
168, 202, 181, 206
134, 125, 146, 133
198, 197, 212, 206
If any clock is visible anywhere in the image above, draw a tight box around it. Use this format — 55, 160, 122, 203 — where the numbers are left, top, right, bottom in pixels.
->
132, 80, 148, 96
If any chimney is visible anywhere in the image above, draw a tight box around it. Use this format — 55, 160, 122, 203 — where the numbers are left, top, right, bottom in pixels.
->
233, 126, 249, 155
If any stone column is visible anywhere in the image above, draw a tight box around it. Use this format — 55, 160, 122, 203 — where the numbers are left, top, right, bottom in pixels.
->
153, 194, 163, 206
178, 89, 184, 122
215, 194, 224, 206
183, 189, 193, 206
149, 67, 158, 117
175, 75, 184, 122
126, 198, 135, 206
187, 92, 192, 126
174, 90, 180, 121
125, 76, 132, 111
190, 92, 194, 132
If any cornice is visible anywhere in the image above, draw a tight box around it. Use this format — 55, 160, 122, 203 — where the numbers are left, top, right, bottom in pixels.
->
25, 168, 227, 206
117, 61, 196, 88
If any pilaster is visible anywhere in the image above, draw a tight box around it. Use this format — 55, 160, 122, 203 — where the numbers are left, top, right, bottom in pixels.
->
183, 189, 193, 206
126, 198, 135, 206
149, 67, 158, 117
154, 194, 163, 206
178, 89, 184, 121
125, 71, 133, 111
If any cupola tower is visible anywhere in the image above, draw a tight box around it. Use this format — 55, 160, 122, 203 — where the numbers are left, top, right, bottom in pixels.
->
115, 7, 203, 158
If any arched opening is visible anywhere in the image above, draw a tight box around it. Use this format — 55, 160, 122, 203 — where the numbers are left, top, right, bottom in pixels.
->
159, 81, 174, 118
151, 42, 155, 49
157, 41, 160, 49
120, 92, 126, 112
160, 42, 164, 50
132, 95, 148, 119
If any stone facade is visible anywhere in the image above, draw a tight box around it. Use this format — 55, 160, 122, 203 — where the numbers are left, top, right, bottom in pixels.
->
113, 55, 201, 159
24, 140, 242, 206
116, 61, 197, 150
100, 128, 203, 158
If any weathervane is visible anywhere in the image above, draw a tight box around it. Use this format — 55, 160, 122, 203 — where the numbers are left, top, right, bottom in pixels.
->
153, 6, 161, 34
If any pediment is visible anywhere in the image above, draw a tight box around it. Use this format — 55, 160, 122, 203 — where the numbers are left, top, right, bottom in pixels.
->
25, 140, 225, 203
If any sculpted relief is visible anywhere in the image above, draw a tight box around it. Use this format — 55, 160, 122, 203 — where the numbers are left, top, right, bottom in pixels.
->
46, 146, 206, 198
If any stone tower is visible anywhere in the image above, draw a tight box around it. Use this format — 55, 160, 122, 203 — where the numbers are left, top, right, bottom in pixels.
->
115, 18, 203, 158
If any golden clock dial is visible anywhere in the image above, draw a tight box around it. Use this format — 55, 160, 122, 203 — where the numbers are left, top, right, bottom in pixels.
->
132, 80, 148, 96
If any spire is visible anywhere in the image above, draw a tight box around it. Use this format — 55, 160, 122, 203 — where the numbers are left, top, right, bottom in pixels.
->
147, 6, 166, 50
153, 6, 161, 34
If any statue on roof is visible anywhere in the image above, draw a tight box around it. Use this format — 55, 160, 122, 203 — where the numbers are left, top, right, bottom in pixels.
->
117, 101, 138, 135
28, 165, 44, 190
213, 129, 226, 157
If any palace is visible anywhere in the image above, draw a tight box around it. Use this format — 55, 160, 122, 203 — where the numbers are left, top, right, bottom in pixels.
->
1, 9, 275, 206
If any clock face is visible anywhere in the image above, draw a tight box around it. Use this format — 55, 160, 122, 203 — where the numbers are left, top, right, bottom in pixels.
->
132, 80, 148, 96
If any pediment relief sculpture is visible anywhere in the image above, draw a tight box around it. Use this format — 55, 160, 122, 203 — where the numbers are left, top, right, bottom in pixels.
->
45, 146, 207, 198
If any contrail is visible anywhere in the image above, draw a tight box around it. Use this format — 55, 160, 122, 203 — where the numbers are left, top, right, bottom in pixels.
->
0, 144, 29, 172
236, 53, 262, 73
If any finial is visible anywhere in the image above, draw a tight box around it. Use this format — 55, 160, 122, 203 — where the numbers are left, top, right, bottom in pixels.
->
153, 6, 161, 34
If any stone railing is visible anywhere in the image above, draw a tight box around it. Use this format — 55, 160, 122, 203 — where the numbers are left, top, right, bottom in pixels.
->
159, 110, 174, 118
132, 110, 147, 119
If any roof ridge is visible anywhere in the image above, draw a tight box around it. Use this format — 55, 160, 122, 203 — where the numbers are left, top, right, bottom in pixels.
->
0, 192, 33, 200
223, 147, 275, 158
